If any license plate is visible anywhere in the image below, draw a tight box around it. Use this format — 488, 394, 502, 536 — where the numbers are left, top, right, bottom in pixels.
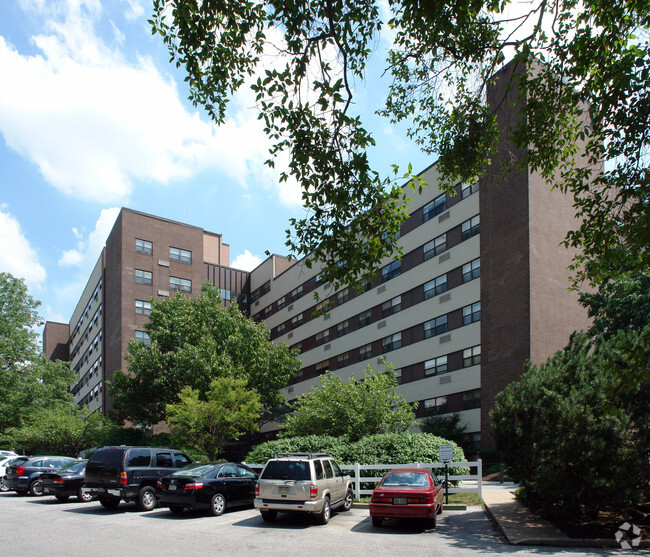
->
393, 498, 407, 505
169, 485, 177, 491
278, 486, 291, 494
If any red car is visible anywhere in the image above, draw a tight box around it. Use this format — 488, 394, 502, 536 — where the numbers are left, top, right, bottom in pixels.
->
369, 469, 444, 528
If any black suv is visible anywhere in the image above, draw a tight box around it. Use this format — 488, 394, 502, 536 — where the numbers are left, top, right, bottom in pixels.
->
84, 446, 192, 511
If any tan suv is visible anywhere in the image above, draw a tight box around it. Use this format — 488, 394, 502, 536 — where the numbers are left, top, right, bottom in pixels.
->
254, 453, 353, 524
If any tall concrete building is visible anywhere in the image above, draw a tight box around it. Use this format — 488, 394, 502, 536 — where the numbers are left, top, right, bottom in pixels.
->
44, 62, 591, 448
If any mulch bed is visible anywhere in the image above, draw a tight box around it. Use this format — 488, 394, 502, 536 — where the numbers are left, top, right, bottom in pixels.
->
549, 510, 649, 540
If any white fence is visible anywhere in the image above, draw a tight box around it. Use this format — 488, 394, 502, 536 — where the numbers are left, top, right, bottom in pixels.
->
247, 460, 482, 501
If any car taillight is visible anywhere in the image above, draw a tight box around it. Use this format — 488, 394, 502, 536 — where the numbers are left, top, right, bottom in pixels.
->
184, 482, 203, 491
54, 478, 64, 485
156, 480, 163, 490
255, 482, 259, 497
310, 484, 318, 499
120, 471, 127, 485
16, 466, 25, 476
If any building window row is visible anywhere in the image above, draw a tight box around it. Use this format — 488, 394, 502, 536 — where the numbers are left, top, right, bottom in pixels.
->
70, 279, 103, 345
420, 388, 481, 418
72, 355, 103, 395
70, 304, 103, 361
78, 381, 103, 408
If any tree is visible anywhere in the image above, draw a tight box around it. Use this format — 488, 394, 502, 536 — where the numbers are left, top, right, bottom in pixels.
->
151, 0, 649, 288
491, 330, 650, 519
3, 404, 107, 457
109, 283, 300, 428
0, 273, 75, 436
167, 377, 262, 460
282, 362, 416, 441
419, 413, 468, 448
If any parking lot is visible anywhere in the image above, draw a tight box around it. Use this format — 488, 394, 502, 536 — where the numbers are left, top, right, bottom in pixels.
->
0, 492, 619, 556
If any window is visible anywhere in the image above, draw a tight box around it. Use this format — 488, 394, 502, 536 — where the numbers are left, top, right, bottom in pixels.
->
277, 296, 286, 310
135, 330, 151, 346
276, 323, 286, 336
424, 396, 448, 416
423, 194, 446, 222
423, 233, 447, 260
337, 288, 350, 305
424, 274, 447, 299
170, 276, 192, 292
463, 345, 481, 367
381, 228, 400, 244
156, 452, 173, 467
382, 296, 401, 317
359, 343, 372, 361
315, 330, 330, 346
461, 182, 479, 199
358, 279, 372, 292
315, 300, 329, 314
292, 343, 303, 354
463, 389, 481, 410
291, 313, 303, 328
382, 260, 401, 282
463, 302, 481, 325
462, 215, 480, 240
135, 269, 152, 285
462, 258, 481, 282
337, 320, 349, 337
291, 285, 303, 302
316, 360, 329, 374
135, 238, 152, 255
315, 273, 324, 285
127, 449, 151, 467
135, 300, 151, 315
382, 332, 402, 353
424, 315, 447, 338
425, 355, 448, 375
169, 247, 192, 264
358, 310, 372, 328
337, 352, 349, 367
394, 368, 402, 384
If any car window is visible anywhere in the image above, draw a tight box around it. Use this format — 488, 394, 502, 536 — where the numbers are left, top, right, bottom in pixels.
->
313, 460, 324, 480
323, 460, 334, 479
429, 471, 440, 486
261, 460, 310, 480
237, 465, 257, 479
381, 471, 430, 487
127, 449, 151, 467
330, 460, 342, 476
218, 465, 238, 478
31, 459, 43, 467
173, 464, 214, 478
47, 459, 63, 469
155, 452, 173, 467
59, 460, 86, 473
173, 453, 191, 468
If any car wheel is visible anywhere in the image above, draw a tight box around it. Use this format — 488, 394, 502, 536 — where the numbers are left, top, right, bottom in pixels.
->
428, 512, 437, 529
209, 493, 226, 517
99, 496, 120, 509
0, 477, 9, 492
437, 502, 443, 515
342, 488, 353, 512
169, 505, 185, 514
29, 480, 43, 496
315, 496, 331, 525
135, 486, 156, 511
78, 488, 94, 502
55, 495, 70, 502
372, 516, 383, 527
260, 510, 277, 522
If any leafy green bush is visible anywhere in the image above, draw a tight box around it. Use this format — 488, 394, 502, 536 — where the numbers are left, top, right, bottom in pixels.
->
244, 435, 349, 464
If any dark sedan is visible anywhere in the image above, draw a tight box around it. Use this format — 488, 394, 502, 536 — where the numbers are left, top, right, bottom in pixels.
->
156, 462, 258, 516
39, 459, 93, 502
5, 456, 78, 496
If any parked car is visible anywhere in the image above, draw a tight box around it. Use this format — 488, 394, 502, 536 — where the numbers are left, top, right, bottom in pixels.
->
4, 456, 79, 496
0, 456, 17, 492
156, 462, 257, 516
0, 450, 17, 459
369, 468, 444, 528
83, 446, 192, 511
254, 452, 353, 525
39, 459, 93, 502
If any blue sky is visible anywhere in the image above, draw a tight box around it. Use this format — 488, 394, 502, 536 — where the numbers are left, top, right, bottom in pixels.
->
0, 0, 431, 327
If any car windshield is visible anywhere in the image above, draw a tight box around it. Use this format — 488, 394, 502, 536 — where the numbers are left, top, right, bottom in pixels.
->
381, 472, 430, 487
58, 460, 86, 473
172, 464, 215, 478
261, 460, 310, 481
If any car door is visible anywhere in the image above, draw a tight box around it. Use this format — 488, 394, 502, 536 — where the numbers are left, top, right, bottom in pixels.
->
322, 459, 341, 503
217, 464, 244, 504
328, 459, 346, 504
236, 465, 257, 504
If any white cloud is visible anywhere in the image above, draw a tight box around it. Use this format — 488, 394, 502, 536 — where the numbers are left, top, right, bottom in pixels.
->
0, 207, 46, 290
59, 207, 120, 274
121, 0, 145, 21
0, 0, 303, 208
230, 250, 262, 272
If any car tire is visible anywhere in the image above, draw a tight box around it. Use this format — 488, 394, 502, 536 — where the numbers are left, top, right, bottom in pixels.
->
0, 477, 9, 492
372, 516, 383, 527
135, 486, 156, 511
315, 496, 331, 525
55, 495, 70, 502
169, 505, 185, 514
437, 502, 443, 515
99, 496, 120, 509
428, 512, 437, 529
209, 493, 226, 516
342, 488, 353, 512
78, 487, 94, 502
260, 510, 277, 522
29, 480, 43, 496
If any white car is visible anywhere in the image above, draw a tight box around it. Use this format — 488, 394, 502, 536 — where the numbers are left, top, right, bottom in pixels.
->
0, 456, 17, 492
0, 451, 17, 459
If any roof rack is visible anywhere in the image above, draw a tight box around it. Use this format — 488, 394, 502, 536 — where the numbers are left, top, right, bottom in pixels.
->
273, 452, 330, 459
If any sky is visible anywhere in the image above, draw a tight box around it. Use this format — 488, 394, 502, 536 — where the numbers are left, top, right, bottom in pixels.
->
0, 0, 431, 327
